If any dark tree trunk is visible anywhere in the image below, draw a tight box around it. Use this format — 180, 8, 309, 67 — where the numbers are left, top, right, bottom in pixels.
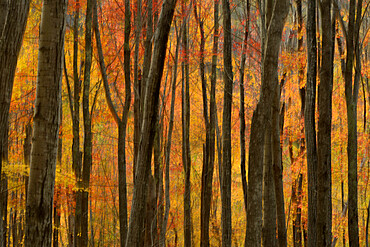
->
221, 0, 233, 246
160, 30, 180, 246
181, 4, 192, 245
125, 0, 177, 245
0, 2, 30, 245
245, 0, 289, 246
93, 0, 131, 244
25, 0, 67, 246
79, 0, 94, 245
305, 0, 318, 246
53, 111, 62, 247
316, 0, 334, 245
239, 1, 249, 243
345, 1, 362, 246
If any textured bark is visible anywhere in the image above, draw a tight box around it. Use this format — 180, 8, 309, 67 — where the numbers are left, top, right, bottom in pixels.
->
305, 0, 318, 246
245, 0, 289, 246
125, 0, 177, 245
25, 0, 66, 246
221, 0, 233, 246
316, 0, 334, 245
93, 0, 131, 244
293, 175, 303, 247
262, 127, 276, 247
181, 9, 192, 245
0, 2, 30, 244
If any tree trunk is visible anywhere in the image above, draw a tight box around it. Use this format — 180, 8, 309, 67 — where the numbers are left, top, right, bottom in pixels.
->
160, 31, 180, 246
93, 0, 131, 244
25, 0, 66, 246
345, 1, 362, 246
245, 0, 289, 246
262, 127, 276, 247
0, 2, 30, 244
181, 4, 192, 245
239, 2, 250, 244
80, 0, 93, 245
305, 0, 318, 246
125, 0, 177, 245
316, 0, 334, 245
53, 115, 62, 247
221, 0, 233, 246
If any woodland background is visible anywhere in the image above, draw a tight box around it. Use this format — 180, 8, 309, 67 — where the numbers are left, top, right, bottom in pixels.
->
0, 0, 369, 246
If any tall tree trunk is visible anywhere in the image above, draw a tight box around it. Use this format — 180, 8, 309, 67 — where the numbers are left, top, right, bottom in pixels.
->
245, 0, 289, 246
25, 0, 67, 246
182, 9, 192, 245
125, 0, 177, 245
133, 0, 142, 184
239, 2, 250, 244
345, 1, 362, 246
71, 1, 81, 245
93, 0, 131, 245
316, 0, 334, 245
160, 29, 180, 246
79, 0, 94, 245
221, 0, 233, 246
0, 2, 30, 244
305, 0, 318, 246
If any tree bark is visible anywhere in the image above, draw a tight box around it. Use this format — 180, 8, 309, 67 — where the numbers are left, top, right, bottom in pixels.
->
345, 1, 362, 246
0, 2, 30, 244
221, 0, 233, 246
181, 3, 192, 245
125, 0, 177, 245
316, 0, 334, 245
25, 0, 66, 246
245, 0, 289, 246
305, 0, 318, 246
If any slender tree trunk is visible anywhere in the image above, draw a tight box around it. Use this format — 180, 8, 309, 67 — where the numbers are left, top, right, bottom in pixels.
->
246, 0, 289, 246
239, 2, 250, 244
160, 30, 180, 246
79, 0, 94, 245
93, 0, 131, 244
345, 1, 362, 246
181, 4, 192, 245
221, 0, 233, 245
0, 2, 30, 244
305, 0, 318, 246
133, 0, 142, 184
125, 1, 177, 245
25, 0, 67, 246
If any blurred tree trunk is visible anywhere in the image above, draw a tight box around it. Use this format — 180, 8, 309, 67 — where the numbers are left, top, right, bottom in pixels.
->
25, 0, 66, 246
0, 2, 30, 245
125, 0, 177, 245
